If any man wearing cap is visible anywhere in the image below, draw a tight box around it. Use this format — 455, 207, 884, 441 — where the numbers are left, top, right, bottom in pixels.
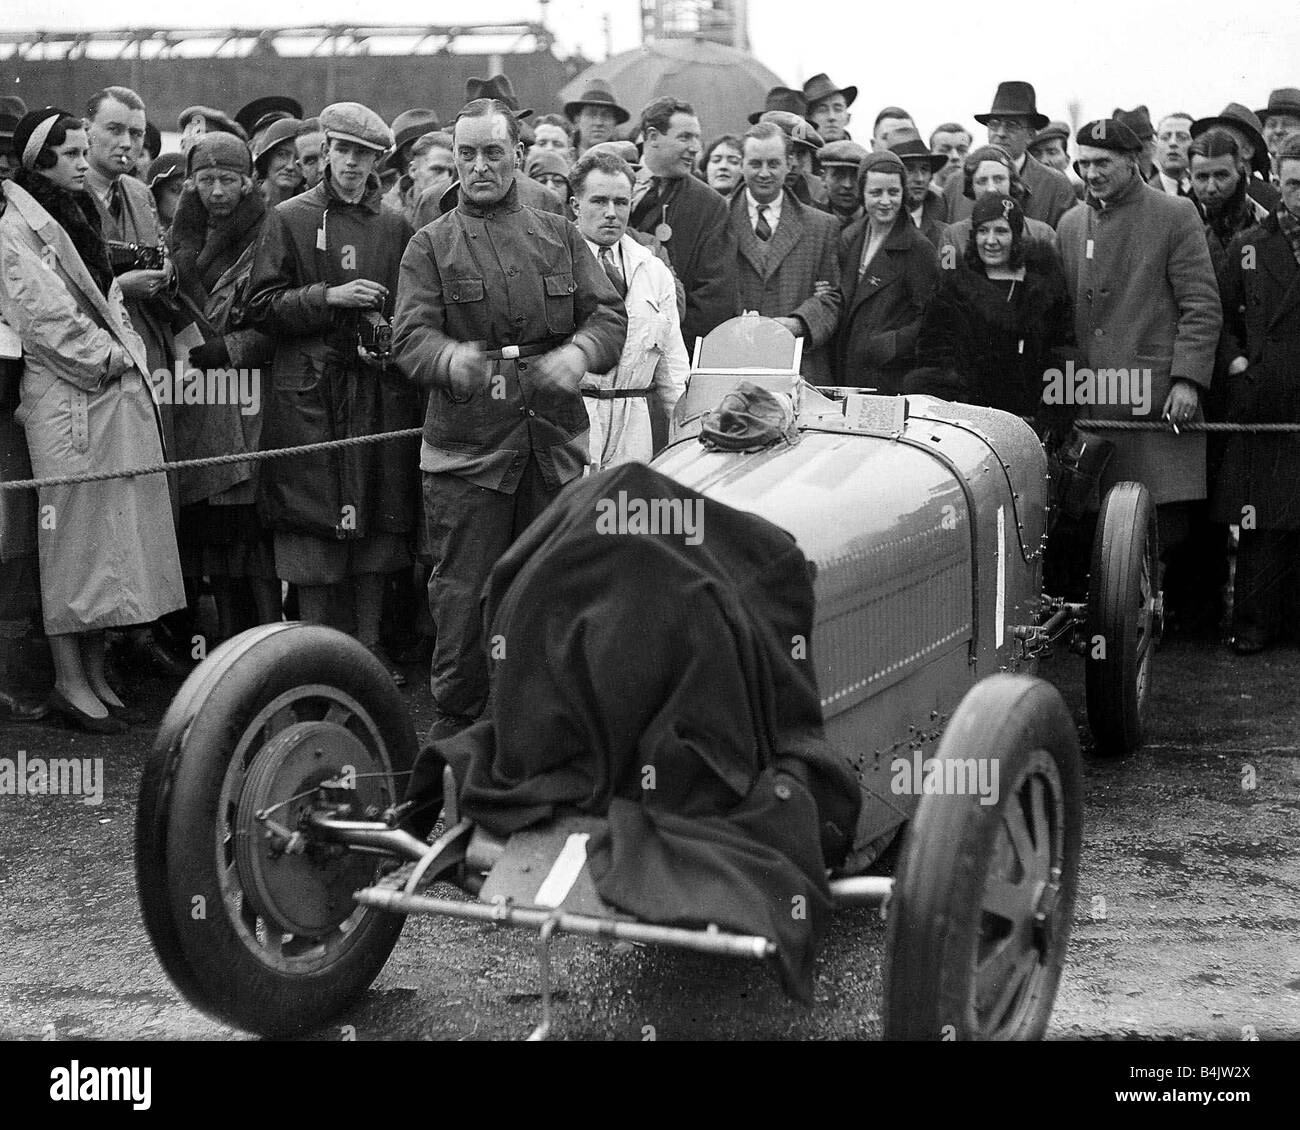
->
630, 96, 737, 353
1029, 120, 1084, 200
1210, 135, 1300, 653
167, 132, 280, 637
819, 139, 867, 229
145, 152, 185, 232
392, 96, 626, 747
178, 105, 247, 154
929, 123, 972, 193
1191, 104, 1281, 212
245, 101, 421, 679
1150, 112, 1194, 196
383, 109, 442, 215
948, 81, 1076, 229
803, 74, 855, 144
871, 107, 918, 152
750, 87, 807, 127
758, 110, 827, 207
1257, 89, 1300, 178
235, 96, 304, 155
295, 118, 326, 192
564, 79, 629, 156
1058, 118, 1221, 585
728, 121, 841, 383
890, 138, 948, 248
252, 116, 304, 208
1114, 107, 1157, 181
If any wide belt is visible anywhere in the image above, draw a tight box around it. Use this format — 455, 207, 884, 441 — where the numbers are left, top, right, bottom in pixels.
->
485, 338, 566, 361
581, 387, 654, 400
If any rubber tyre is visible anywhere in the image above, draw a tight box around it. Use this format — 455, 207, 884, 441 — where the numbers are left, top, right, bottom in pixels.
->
135, 623, 418, 1037
882, 674, 1082, 1040
1085, 481, 1158, 758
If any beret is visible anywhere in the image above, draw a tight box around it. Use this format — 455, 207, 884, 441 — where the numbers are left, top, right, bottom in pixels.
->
819, 139, 869, 168
319, 102, 393, 153
1075, 119, 1142, 153
187, 131, 252, 178
971, 191, 1024, 236
177, 105, 247, 141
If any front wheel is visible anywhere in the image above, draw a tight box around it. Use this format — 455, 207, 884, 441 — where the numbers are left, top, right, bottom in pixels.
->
1086, 481, 1159, 757
135, 623, 418, 1037
882, 674, 1082, 1040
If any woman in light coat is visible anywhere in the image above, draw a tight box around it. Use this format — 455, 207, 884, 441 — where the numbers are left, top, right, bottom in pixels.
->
570, 150, 690, 468
0, 109, 183, 732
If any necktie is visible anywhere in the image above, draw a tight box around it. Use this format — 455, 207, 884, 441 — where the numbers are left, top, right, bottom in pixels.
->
599, 246, 627, 298
108, 179, 124, 222
755, 204, 772, 242
630, 174, 659, 219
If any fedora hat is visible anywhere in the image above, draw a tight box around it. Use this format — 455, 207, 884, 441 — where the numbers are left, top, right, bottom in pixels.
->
235, 95, 304, 137
973, 81, 1049, 130
1256, 87, 1300, 122
465, 75, 533, 120
889, 137, 947, 175
1112, 105, 1154, 141
1191, 103, 1270, 176
564, 79, 629, 125
748, 86, 806, 125
802, 73, 857, 110
390, 109, 442, 153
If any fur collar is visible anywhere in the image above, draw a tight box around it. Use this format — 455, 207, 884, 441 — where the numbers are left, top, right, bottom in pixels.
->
170, 185, 265, 302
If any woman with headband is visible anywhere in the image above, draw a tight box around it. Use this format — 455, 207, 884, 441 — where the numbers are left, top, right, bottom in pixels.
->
0, 107, 183, 732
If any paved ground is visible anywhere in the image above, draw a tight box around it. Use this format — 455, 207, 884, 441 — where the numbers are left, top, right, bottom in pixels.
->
1, 632, 1297, 1041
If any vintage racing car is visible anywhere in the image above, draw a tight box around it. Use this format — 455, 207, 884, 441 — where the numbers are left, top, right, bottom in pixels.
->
135, 317, 1160, 1040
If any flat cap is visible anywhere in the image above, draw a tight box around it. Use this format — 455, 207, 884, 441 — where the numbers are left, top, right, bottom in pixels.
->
584, 140, 640, 167
1031, 120, 1071, 146
319, 102, 393, 153
177, 105, 247, 141
146, 152, 185, 187
758, 110, 825, 151
818, 139, 869, 168
186, 131, 252, 178
1075, 118, 1143, 153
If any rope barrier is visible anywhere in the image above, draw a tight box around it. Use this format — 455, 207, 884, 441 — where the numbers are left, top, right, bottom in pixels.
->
0, 427, 423, 492
1075, 420, 1300, 432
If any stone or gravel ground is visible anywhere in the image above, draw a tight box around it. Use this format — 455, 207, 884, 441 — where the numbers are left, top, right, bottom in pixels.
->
1, 632, 1296, 1041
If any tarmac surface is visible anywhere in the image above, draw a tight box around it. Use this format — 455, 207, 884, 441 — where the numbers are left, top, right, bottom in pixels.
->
1, 631, 1297, 1041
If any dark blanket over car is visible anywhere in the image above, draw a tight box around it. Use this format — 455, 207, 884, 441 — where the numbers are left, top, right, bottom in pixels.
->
414, 462, 861, 1000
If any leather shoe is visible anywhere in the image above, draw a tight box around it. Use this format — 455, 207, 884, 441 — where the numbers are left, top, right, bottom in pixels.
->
48, 688, 128, 734
0, 688, 50, 723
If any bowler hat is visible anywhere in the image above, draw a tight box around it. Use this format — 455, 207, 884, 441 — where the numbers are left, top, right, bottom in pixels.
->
819, 139, 869, 169
1256, 88, 1300, 123
1030, 120, 1071, 148
235, 95, 304, 137
564, 79, 630, 125
1112, 105, 1154, 141
1191, 103, 1270, 176
253, 117, 303, 171
802, 73, 857, 110
465, 75, 533, 120
145, 152, 185, 188
1075, 119, 1143, 154
748, 87, 806, 125
390, 109, 442, 153
890, 137, 947, 175
974, 81, 1049, 130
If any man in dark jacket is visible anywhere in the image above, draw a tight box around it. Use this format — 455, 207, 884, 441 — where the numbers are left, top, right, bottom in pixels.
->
245, 101, 421, 679
630, 96, 737, 355
393, 97, 626, 744
1210, 138, 1300, 652
946, 81, 1077, 228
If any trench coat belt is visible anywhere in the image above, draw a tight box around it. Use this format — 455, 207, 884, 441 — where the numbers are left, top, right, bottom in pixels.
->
484, 337, 567, 361
580, 387, 653, 399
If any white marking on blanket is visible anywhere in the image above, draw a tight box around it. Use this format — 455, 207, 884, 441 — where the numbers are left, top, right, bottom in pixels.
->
533, 833, 591, 908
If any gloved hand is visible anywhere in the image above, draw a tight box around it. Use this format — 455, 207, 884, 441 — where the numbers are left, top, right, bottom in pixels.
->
187, 337, 230, 371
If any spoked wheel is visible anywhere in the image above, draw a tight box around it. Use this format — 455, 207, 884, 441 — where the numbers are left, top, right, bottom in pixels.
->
1085, 481, 1160, 757
135, 623, 418, 1037
883, 675, 1082, 1040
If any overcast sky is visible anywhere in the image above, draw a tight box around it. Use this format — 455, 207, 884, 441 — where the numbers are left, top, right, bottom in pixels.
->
5, 0, 1298, 135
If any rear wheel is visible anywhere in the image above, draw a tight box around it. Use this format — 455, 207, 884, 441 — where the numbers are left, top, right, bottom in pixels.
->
882, 675, 1082, 1040
1086, 481, 1159, 757
135, 624, 417, 1037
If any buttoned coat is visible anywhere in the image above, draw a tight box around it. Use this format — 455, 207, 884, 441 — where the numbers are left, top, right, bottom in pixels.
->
244, 172, 421, 539
1057, 175, 1222, 504
943, 152, 1078, 229
0, 180, 184, 635
729, 188, 842, 384
393, 180, 626, 494
1210, 214, 1300, 528
630, 171, 738, 355
834, 212, 941, 391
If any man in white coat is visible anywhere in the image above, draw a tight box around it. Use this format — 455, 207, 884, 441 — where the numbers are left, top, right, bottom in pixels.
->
571, 149, 689, 468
